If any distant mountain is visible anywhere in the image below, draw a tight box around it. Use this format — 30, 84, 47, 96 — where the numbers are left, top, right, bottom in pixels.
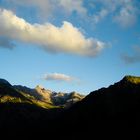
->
0, 78, 84, 110
13, 85, 53, 104
0, 79, 28, 102
13, 85, 85, 107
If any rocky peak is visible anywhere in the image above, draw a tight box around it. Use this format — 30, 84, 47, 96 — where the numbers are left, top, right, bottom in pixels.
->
69, 91, 78, 97
35, 85, 44, 90
35, 85, 52, 93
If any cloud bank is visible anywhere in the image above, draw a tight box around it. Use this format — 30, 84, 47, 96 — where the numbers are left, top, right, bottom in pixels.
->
43, 73, 76, 82
0, 9, 106, 56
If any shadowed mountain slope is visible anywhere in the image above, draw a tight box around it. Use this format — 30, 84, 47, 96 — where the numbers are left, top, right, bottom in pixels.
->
55, 75, 140, 134
0, 76, 140, 137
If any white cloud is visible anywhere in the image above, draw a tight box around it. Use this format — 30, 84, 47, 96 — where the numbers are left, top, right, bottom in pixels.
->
43, 73, 75, 82
0, 8, 106, 56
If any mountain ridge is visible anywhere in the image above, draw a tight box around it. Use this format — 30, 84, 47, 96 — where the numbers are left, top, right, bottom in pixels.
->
0, 80, 85, 108
0, 75, 140, 137
0, 78, 11, 86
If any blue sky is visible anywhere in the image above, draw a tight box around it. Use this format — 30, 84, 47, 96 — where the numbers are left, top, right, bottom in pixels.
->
0, 0, 140, 94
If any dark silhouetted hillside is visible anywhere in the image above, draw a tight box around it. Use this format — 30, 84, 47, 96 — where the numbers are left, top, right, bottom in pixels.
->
54, 75, 140, 135
0, 76, 140, 137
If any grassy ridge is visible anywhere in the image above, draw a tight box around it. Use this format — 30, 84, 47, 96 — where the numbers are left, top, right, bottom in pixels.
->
124, 75, 140, 84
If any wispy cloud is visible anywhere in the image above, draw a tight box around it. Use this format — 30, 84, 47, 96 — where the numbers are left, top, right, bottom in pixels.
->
92, 9, 108, 24
89, 0, 139, 27
43, 73, 77, 82
0, 8, 106, 56
3, 0, 139, 28
121, 46, 140, 64
113, 2, 138, 27
5, 0, 86, 18
58, 0, 86, 15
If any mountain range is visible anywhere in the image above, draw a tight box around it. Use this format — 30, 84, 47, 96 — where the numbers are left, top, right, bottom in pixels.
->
0, 79, 84, 108
0, 75, 140, 137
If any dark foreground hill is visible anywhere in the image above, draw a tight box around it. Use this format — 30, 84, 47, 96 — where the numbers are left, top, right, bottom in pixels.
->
57, 76, 140, 129
0, 76, 140, 137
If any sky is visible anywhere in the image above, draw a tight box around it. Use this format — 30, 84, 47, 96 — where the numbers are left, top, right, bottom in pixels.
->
0, 0, 140, 94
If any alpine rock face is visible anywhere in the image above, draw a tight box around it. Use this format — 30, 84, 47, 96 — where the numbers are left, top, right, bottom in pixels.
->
13, 84, 85, 107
